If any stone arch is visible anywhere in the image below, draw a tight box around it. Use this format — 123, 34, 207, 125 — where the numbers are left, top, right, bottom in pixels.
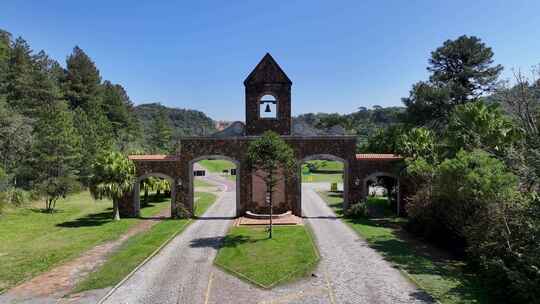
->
298, 154, 350, 216
134, 172, 176, 217
362, 171, 401, 216
188, 155, 241, 217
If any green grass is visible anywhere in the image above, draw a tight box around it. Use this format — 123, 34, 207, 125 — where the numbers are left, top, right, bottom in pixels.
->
194, 178, 213, 187
303, 160, 343, 171
301, 160, 344, 183
0, 191, 171, 293
214, 226, 319, 288
317, 191, 490, 304
198, 159, 236, 173
74, 191, 217, 292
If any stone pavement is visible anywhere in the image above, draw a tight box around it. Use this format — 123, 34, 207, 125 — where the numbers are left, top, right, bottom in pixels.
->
100, 182, 433, 304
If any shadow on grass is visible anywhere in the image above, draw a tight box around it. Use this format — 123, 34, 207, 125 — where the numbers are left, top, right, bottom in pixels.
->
348, 217, 490, 303
56, 195, 169, 228
56, 210, 113, 227
190, 235, 252, 249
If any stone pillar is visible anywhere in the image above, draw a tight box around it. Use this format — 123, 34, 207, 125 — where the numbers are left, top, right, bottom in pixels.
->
118, 190, 137, 218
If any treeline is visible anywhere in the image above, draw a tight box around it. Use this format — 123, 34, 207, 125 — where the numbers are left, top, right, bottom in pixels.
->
360, 35, 539, 303
0, 29, 213, 212
296, 106, 403, 147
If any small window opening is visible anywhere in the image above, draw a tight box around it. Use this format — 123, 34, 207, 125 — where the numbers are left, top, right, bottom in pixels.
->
260, 94, 277, 119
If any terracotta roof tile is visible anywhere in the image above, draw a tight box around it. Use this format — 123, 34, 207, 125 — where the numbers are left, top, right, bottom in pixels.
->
128, 155, 179, 161
356, 154, 402, 160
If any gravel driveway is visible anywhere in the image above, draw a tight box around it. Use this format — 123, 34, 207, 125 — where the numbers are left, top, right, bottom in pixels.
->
100, 182, 432, 304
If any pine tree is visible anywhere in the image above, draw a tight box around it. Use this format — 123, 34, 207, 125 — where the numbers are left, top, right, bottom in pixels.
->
63, 46, 102, 111
32, 100, 81, 212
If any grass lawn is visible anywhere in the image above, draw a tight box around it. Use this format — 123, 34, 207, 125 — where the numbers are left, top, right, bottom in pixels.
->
198, 159, 236, 173
74, 191, 217, 292
318, 191, 490, 304
194, 178, 213, 188
0, 191, 171, 293
214, 226, 319, 288
301, 160, 343, 183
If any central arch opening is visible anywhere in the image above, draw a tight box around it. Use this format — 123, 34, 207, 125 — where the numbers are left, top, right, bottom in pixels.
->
299, 154, 348, 217
189, 156, 240, 218
134, 173, 175, 218
363, 172, 400, 217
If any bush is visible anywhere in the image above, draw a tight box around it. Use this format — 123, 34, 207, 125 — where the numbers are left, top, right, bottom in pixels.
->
346, 201, 369, 218
6, 188, 28, 207
330, 182, 338, 192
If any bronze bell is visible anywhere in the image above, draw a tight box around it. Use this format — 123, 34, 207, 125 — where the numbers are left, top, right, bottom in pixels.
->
264, 103, 272, 113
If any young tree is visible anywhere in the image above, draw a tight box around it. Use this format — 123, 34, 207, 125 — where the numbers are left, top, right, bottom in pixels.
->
247, 131, 296, 238
32, 100, 81, 212
89, 151, 135, 220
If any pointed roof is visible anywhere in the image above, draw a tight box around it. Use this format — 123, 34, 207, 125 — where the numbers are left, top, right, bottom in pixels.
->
244, 53, 292, 85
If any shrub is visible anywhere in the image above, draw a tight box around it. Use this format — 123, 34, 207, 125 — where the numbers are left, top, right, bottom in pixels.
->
6, 188, 28, 207
330, 182, 338, 192
346, 201, 369, 218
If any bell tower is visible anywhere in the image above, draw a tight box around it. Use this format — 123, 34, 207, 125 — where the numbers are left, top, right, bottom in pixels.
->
244, 53, 292, 136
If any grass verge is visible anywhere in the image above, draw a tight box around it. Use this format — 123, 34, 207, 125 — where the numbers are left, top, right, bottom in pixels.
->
74, 191, 217, 292
318, 190, 490, 304
198, 159, 236, 173
0, 192, 170, 293
214, 225, 319, 288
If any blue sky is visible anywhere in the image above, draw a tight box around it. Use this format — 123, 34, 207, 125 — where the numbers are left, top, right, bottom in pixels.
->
3, 1, 540, 121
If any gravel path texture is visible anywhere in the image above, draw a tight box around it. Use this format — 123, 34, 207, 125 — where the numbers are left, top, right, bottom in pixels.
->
100, 182, 432, 304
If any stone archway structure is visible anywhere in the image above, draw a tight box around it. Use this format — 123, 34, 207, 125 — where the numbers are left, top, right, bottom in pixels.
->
298, 154, 350, 216
120, 53, 411, 219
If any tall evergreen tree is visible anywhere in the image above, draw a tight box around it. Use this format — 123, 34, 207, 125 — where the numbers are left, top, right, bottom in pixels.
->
32, 100, 81, 212
403, 35, 503, 128
63, 46, 102, 111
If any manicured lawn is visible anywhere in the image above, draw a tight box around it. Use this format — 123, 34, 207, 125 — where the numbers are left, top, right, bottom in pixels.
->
194, 178, 213, 188
214, 226, 319, 288
0, 191, 171, 293
318, 191, 490, 304
198, 159, 236, 173
74, 192, 217, 292
302, 160, 343, 183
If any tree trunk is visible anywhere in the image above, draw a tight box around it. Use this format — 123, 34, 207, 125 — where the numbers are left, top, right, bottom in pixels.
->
267, 174, 273, 239
112, 199, 120, 220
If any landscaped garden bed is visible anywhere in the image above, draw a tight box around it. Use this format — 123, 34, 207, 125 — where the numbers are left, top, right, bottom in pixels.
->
214, 225, 319, 288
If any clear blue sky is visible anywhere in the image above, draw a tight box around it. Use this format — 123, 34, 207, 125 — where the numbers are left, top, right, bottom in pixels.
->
3, 1, 540, 121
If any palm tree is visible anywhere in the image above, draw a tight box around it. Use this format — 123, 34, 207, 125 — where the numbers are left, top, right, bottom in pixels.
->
89, 151, 136, 220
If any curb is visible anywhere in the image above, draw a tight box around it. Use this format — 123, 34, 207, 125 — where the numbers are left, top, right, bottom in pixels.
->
98, 178, 229, 304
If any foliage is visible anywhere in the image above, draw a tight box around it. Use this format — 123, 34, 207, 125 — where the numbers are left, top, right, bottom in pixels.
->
403, 35, 503, 128
32, 100, 81, 212
247, 131, 296, 238
89, 151, 136, 220
148, 106, 173, 153
134, 102, 216, 151
345, 201, 369, 218
445, 101, 519, 157
406, 150, 518, 249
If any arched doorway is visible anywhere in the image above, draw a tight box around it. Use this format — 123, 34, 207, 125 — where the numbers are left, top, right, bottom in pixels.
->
188, 155, 241, 217
133, 172, 176, 218
298, 154, 349, 216
362, 172, 400, 217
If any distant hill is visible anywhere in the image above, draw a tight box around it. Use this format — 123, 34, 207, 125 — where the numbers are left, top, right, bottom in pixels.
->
134, 103, 216, 141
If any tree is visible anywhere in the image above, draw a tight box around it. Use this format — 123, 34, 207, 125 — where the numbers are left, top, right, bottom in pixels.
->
63, 46, 102, 111
247, 131, 296, 238
404, 35, 503, 128
89, 151, 135, 220
32, 100, 81, 212
0, 99, 32, 182
445, 101, 519, 158
149, 107, 172, 153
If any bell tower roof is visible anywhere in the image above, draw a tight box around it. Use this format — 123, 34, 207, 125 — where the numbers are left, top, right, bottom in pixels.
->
244, 53, 292, 86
